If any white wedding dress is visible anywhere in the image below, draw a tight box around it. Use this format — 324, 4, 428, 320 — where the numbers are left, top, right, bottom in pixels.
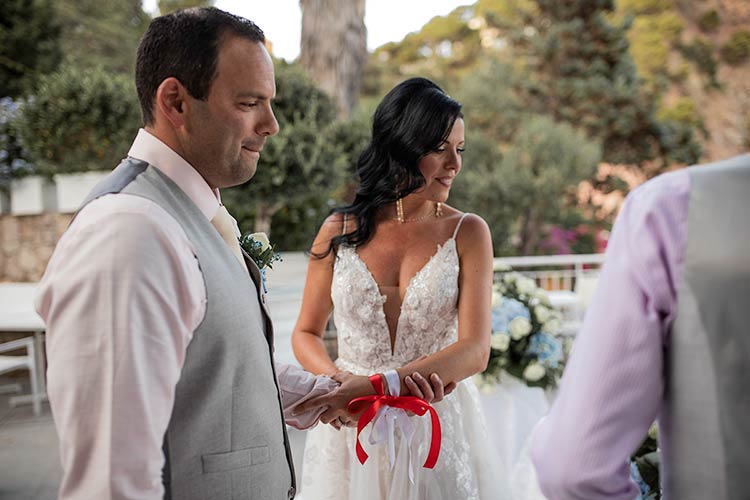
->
300, 214, 511, 500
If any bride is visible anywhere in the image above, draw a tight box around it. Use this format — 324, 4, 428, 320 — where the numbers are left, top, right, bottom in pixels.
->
290, 77, 509, 500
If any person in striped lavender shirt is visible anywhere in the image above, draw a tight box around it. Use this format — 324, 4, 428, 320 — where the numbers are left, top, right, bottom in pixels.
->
530, 154, 750, 500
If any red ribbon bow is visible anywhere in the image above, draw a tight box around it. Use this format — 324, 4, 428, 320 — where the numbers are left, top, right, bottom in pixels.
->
346, 374, 442, 469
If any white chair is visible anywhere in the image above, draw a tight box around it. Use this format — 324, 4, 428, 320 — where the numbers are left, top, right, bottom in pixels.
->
0, 337, 41, 416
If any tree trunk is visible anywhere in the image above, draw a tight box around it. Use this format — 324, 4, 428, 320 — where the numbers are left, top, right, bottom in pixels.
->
254, 201, 284, 237
299, 0, 366, 118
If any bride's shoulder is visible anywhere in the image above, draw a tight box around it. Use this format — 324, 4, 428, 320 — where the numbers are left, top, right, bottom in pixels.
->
316, 213, 347, 240
444, 208, 492, 255
443, 206, 490, 237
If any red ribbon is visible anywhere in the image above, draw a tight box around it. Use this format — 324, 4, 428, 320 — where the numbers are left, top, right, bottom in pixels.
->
347, 374, 442, 469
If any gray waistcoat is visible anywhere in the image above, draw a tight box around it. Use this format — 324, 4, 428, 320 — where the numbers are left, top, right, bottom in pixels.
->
661, 154, 750, 499
78, 159, 295, 500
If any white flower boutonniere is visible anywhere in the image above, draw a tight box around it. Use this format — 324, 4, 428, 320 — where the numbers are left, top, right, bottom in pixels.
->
239, 231, 282, 293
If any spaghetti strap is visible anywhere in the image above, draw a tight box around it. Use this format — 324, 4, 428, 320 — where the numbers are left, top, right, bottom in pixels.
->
342, 214, 348, 235
451, 213, 471, 240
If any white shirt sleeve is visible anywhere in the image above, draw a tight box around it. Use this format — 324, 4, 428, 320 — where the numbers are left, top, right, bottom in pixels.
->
35, 194, 206, 500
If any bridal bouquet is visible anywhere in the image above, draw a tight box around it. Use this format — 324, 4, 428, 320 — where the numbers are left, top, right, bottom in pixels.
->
477, 271, 570, 390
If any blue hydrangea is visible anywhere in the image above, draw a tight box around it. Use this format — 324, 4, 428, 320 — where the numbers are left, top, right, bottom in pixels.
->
528, 332, 563, 369
491, 297, 530, 333
630, 462, 650, 500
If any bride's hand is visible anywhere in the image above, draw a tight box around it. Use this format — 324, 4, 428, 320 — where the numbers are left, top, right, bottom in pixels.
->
404, 372, 456, 404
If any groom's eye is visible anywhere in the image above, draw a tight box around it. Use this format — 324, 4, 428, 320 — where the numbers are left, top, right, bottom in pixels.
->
240, 102, 258, 108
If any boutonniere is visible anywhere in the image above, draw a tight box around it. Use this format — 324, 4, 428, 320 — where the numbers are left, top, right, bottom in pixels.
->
239, 232, 282, 293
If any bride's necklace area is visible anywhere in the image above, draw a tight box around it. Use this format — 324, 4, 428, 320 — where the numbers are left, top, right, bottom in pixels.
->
391, 198, 443, 223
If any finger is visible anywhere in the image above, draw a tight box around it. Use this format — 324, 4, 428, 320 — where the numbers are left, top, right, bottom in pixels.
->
444, 381, 457, 395
330, 419, 342, 430
332, 371, 352, 384
318, 407, 338, 425
404, 375, 423, 399
430, 373, 445, 402
293, 393, 331, 415
412, 372, 434, 402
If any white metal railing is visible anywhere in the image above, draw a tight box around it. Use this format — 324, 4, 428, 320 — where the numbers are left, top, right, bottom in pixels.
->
493, 253, 605, 292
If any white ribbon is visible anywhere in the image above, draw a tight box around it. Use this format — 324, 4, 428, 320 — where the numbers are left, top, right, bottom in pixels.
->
366, 370, 419, 483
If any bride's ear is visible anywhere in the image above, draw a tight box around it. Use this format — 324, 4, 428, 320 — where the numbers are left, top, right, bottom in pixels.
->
155, 77, 189, 128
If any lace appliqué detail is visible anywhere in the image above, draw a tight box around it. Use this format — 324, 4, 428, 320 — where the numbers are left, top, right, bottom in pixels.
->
332, 240, 459, 373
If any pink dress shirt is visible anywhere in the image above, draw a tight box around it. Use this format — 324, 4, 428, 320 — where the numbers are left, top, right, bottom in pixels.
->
35, 129, 336, 500
530, 169, 691, 499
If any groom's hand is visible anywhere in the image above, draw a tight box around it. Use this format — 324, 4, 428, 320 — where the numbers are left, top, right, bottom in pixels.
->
293, 372, 370, 429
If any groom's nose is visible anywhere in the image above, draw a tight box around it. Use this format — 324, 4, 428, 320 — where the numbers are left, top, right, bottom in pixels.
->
257, 103, 279, 137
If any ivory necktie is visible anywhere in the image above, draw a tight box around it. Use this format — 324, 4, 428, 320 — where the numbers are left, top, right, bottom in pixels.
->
211, 204, 248, 272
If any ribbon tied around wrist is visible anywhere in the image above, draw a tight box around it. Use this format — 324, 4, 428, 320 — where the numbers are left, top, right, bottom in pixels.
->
347, 373, 442, 481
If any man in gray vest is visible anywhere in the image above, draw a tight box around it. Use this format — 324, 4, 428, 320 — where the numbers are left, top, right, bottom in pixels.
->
529, 154, 750, 498
34, 8, 316, 500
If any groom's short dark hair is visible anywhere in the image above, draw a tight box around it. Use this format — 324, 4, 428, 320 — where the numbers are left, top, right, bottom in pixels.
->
135, 7, 265, 126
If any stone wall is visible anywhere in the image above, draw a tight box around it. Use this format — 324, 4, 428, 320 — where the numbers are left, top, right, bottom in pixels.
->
0, 213, 72, 282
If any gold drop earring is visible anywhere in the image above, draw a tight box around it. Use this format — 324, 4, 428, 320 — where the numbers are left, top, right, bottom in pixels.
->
396, 198, 405, 223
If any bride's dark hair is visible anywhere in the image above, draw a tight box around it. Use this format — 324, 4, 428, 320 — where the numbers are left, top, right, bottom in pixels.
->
314, 77, 462, 259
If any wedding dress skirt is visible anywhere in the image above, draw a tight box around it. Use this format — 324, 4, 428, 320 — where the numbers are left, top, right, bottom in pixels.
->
301, 377, 509, 500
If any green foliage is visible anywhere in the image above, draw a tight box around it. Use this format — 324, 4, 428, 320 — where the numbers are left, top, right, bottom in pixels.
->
158, 0, 214, 15
629, 13, 684, 82
475, 0, 535, 28
54, 0, 151, 76
452, 116, 600, 255
13, 67, 141, 176
617, 0, 670, 15
721, 30, 750, 65
657, 97, 702, 128
457, 59, 525, 144
0, 98, 33, 187
697, 9, 720, 33
655, 120, 702, 165
496, 115, 601, 254
513, 1, 660, 164
0, 0, 61, 98
680, 38, 718, 86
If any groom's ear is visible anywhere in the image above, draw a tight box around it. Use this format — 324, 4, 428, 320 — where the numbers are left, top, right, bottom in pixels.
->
155, 77, 189, 129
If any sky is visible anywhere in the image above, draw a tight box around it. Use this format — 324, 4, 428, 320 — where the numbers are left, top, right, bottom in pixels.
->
142, 1, 471, 61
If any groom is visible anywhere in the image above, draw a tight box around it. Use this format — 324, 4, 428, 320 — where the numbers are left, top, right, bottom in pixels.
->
530, 154, 750, 499
38, 9, 449, 499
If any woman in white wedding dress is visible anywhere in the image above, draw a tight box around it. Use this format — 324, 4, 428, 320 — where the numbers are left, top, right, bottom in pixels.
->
290, 78, 511, 500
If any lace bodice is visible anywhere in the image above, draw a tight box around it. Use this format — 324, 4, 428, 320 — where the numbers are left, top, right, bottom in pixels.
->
331, 215, 467, 374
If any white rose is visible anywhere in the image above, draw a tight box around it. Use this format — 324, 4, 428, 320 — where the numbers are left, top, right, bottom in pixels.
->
472, 374, 498, 395
517, 276, 537, 296
543, 318, 562, 334
491, 291, 503, 308
249, 232, 271, 252
502, 272, 518, 285
534, 305, 551, 323
523, 362, 546, 382
509, 317, 532, 340
534, 288, 551, 306
490, 332, 511, 351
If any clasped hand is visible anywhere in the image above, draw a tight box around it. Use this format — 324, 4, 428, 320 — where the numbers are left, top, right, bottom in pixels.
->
294, 370, 456, 430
